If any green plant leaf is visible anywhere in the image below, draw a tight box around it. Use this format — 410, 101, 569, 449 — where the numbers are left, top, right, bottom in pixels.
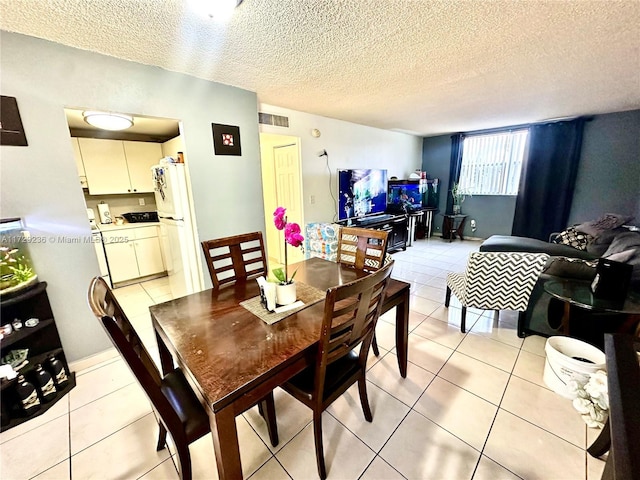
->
272, 267, 286, 284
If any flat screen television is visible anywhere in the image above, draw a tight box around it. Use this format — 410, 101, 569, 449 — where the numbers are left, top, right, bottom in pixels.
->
388, 182, 423, 209
338, 169, 388, 221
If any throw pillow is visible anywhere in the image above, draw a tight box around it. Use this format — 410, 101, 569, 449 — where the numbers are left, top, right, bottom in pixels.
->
575, 213, 635, 237
543, 256, 598, 280
551, 226, 593, 251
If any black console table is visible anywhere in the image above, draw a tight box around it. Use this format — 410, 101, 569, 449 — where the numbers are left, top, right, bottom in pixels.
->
338, 214, 408, 252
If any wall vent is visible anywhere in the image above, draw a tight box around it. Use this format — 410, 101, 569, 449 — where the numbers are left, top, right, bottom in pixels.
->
259, 112, 289, 128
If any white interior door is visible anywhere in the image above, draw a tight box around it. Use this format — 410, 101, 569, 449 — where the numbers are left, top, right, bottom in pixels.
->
259, 134, 304, 269
273, 143, 304, 265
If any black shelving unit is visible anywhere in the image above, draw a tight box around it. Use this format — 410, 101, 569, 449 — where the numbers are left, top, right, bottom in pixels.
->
1, 281, 76, 432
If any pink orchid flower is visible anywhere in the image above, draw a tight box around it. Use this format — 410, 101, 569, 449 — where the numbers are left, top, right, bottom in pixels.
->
273, 207, 286, 230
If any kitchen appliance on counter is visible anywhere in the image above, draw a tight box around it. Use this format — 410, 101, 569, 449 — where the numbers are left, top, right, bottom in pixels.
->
121, 212, 159, 223
87, 208, 98, 231
151, 163, 202, 298
97, 203, 112, 224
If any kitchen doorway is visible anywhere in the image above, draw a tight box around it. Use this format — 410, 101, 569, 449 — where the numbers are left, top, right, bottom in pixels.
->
64, 109, 203, 299
259, 133, 305, 269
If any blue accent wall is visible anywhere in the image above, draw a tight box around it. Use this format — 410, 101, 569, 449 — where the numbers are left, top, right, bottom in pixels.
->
422, 109, 640, 239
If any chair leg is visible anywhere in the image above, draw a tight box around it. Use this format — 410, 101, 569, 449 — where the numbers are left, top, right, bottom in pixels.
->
156, 421, 168, 451
259, 392, 279, 447
174, 442, 193, 480
445, 286, 451, 307
313, 411, 327, 480
461, 306, 467, 333
372, 332, 380, 357
517, 310, 527, 338
358, 376, 373, 422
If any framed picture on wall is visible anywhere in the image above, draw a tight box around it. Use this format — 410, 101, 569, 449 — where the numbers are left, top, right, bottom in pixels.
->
211, 123, 241, 156
0, 96, 28, 146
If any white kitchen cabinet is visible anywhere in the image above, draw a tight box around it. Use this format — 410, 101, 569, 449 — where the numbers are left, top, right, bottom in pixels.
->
102, 225, 165, 283
122, 141, 162, 193
104, 241, 140, 283
78, 138, 130, 195
77, 138, 162, 195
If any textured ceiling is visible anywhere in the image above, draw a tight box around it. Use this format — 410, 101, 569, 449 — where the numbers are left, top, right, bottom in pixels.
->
2, 0, 639, 136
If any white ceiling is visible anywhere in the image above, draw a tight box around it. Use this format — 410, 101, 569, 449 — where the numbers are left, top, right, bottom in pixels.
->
2, 0, 639, 136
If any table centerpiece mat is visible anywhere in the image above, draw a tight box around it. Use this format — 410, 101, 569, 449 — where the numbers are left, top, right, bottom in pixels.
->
240, 282, 326, 325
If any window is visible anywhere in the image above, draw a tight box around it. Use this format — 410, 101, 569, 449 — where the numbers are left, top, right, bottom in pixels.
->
458, 129, 529, 196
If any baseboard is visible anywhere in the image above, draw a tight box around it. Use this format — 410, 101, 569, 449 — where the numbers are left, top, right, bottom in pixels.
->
69, 347, 119, 373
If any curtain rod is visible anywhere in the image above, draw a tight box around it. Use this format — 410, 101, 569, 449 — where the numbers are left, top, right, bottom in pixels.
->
450, 115, 593, 139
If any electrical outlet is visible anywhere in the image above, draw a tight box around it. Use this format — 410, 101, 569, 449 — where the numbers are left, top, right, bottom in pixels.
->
470, 219, 477, 228
139, 198, 145, 206
310, 195, 315, 204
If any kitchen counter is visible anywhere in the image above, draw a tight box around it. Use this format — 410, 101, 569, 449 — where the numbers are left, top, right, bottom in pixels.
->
96, 222, 161, 232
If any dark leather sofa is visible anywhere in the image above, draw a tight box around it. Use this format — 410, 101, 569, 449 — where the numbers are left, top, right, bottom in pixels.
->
479, 235, 629, 348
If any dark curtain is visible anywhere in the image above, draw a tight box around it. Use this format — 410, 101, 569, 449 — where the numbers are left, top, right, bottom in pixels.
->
445, 134, 464, 214
512, 118, 586, 240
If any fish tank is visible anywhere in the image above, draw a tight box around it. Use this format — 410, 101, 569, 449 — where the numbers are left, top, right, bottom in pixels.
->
0, 218, 39, 297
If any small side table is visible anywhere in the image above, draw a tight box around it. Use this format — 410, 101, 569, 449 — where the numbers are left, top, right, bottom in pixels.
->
442, 214, 468, 242
543, 279, 640, 337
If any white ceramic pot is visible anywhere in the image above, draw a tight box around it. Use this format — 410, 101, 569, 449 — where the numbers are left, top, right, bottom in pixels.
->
276, 282, 297, 306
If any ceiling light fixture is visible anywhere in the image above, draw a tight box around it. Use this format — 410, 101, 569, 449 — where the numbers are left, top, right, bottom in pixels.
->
83, 111, 134, 131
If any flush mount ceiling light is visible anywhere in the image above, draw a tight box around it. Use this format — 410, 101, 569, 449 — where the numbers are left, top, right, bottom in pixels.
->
83, 111, 134, 131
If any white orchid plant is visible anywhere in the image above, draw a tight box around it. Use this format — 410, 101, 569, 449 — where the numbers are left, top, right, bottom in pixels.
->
566, 370, 609, 429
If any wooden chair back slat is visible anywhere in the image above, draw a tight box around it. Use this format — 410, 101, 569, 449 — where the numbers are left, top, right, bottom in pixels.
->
88, 276, 178, 423
201, 232, 267, 289
315, 261, 394, 397
337, 227, 389, 271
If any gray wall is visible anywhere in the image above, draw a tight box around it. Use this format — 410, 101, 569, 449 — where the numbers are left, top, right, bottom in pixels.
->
569, 110, 640, 224
422, 109, 640, 239
421, 135, 516, 238
1, 32, 265, 361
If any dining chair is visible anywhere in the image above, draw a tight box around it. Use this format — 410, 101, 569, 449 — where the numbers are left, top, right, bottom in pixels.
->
337, 226, 390, 357
337, 226, 389, 271
444, 251, 549, 333
201, 231, 267, 288
87, 276, 278, 480
279, 260, 394, 479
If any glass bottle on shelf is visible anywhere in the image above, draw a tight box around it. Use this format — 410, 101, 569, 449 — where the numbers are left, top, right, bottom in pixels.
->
15, 374, 40, 415
34, 364, 57, 402
47, 354, 68, 387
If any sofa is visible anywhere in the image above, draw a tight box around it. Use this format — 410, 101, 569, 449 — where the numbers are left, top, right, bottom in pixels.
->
479, 214, 640, 348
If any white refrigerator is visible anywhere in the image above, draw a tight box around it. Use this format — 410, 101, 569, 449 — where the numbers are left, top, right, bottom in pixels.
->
152, 163, 202, 298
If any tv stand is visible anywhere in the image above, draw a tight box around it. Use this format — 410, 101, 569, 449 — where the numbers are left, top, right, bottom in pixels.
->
338, 214, 408, 252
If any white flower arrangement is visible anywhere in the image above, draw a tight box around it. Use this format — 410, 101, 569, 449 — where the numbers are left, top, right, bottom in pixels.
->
566, 370, 609, 429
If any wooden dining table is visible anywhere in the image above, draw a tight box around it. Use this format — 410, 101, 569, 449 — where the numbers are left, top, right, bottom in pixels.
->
149, 257, 410, 479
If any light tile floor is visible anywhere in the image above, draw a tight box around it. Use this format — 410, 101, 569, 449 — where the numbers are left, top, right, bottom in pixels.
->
0, 238, 608, 479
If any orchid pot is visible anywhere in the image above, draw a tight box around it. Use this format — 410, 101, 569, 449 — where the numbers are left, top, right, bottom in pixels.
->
275, 282, 297, 306
271, 206, 304, 305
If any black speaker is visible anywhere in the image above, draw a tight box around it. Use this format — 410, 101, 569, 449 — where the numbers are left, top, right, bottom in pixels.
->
590, 258, 632, 302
